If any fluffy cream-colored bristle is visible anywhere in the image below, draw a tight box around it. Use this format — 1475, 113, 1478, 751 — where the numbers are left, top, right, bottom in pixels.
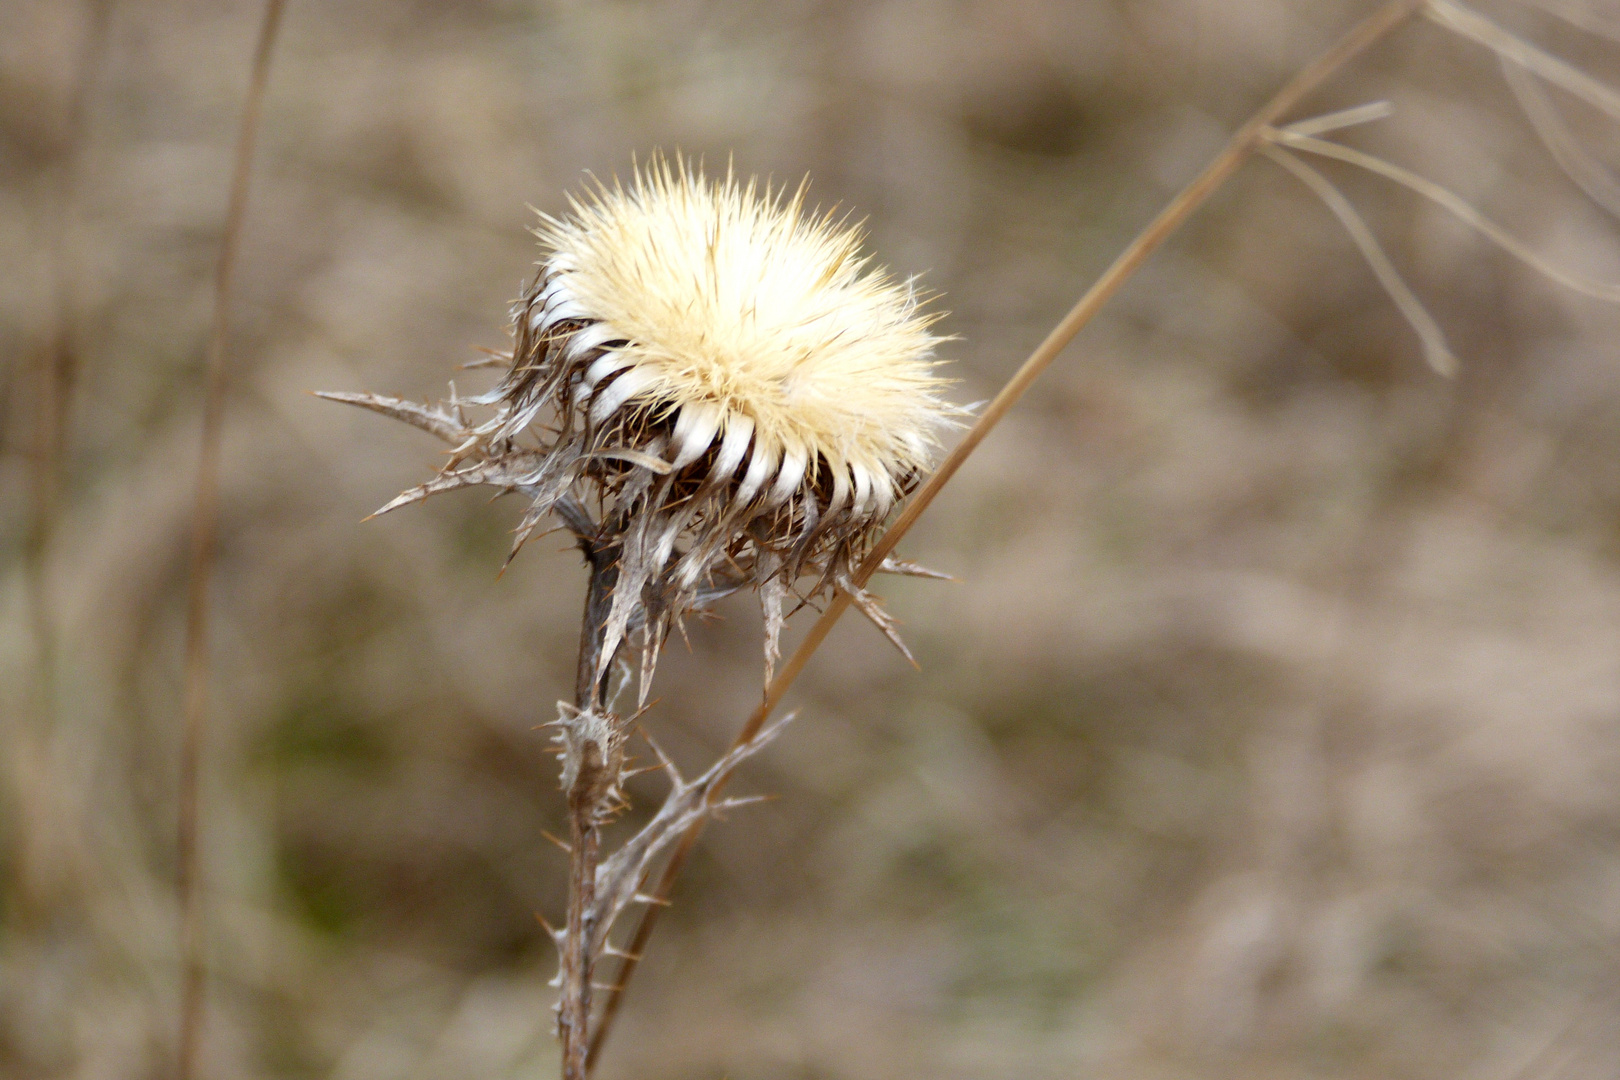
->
534, 159, 950, 494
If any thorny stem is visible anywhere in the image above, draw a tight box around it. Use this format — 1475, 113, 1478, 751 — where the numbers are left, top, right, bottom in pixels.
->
560, 824, 599, 1080
559, 531, 621, 1080
177, 2, 285, 1077
585, 0, 1424, 1069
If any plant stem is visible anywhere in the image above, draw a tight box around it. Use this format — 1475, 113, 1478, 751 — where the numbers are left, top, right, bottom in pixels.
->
176, 2, 285, 1077
559, 533, 619, 1080
584, 0, 1424, 1069
559, 781, 600, 1080
574, 534, 620, 710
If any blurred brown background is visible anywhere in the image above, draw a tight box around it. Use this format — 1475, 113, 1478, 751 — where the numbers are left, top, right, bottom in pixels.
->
8, 1, 1620, 1077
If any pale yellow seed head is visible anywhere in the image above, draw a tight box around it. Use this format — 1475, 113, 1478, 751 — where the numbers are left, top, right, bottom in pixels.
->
534, 159, 952, 497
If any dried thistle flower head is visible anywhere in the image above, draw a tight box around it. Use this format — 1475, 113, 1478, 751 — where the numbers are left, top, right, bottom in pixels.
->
323, 157, 956, 698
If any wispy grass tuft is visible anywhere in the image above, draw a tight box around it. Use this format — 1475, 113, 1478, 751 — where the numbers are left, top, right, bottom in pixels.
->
1244, 1, 1620, 380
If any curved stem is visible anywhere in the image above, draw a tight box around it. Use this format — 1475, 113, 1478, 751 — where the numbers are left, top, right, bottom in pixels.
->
584, 0, 1424, 1070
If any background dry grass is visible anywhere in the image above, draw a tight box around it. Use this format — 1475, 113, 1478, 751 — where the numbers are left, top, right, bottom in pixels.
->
8, 1, 1620, 1077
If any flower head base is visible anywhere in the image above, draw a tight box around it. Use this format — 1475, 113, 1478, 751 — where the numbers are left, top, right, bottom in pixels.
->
323, 158, 956, 699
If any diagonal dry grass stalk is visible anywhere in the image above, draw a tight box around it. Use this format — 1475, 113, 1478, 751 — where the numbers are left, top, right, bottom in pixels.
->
175, 2, 286, 1077
585, 0, 1427, 1068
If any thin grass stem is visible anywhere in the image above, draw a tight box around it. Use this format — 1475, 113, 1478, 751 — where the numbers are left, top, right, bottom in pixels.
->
1271, 127, 1620, 302
1283, 100, 1395, 138
176, 2, 285, 1076
1501, 57, 1620, 220
1260, 142, 1458, 375
1429, 0, 1620, 122
584, 0, 1425, 1068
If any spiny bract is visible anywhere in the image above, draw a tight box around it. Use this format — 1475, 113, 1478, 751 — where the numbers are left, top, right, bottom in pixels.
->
322, 158, 957, 698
